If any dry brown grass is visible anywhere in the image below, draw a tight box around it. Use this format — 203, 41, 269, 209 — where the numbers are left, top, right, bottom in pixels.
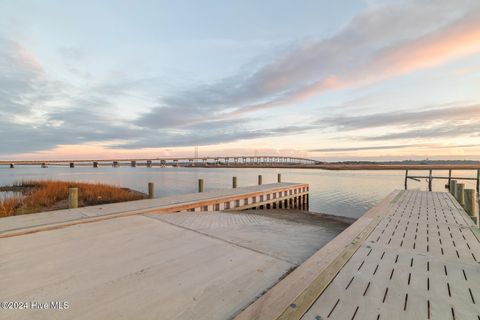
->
0, 197, 22, 217
0, 180, 145, 217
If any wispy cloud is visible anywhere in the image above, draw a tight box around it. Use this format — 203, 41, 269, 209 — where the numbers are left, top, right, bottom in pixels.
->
317, 104, 480, 130
310, 144, 420, 152
310, 143, 480, 153
362, 122, 480, 141
232, 2, 480, 114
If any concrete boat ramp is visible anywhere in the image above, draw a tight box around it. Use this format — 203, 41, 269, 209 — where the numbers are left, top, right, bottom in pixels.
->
1, 185, 479, 320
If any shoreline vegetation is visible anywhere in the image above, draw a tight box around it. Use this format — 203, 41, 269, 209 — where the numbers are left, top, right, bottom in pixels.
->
0, 180, 146, 218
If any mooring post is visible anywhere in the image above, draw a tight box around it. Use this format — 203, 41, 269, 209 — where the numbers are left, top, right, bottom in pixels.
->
477, 169, 480, 193
277, 173, 282, 183
457, 183, 465, 207
448, 169, 452, 188
68, 187, 78, 209
93, 161, 98, 168
69, 162, 75, 168
9, 163, 14, 169
428, 169, 432, 191
404, 169, 408, 190
198, 179, 204, 193
232, 176, 237, 189
258, 175, 262, 185
148, 182, 155, 199
464, 189, 478, 220
450, 180, 457, 196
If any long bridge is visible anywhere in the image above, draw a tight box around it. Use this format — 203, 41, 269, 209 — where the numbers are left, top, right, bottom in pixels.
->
0, 156, 318, 168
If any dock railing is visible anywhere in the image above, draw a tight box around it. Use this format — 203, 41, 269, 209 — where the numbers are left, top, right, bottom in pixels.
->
404, 168, 480, 192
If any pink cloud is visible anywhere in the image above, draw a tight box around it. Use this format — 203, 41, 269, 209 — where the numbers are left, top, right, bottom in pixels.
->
231, 8, 480, 115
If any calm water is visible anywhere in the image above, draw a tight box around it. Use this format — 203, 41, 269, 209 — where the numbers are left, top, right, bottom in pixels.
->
0, 167, 477, 218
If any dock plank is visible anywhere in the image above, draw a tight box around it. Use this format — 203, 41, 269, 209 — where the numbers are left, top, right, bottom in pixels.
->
301, 190, 480, 320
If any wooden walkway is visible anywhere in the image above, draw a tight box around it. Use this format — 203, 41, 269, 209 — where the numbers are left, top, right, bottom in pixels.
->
0, 182, 308, 238
237, 190, 480, 320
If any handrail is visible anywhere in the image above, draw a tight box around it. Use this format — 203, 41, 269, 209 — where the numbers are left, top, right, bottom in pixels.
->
404, 169, 480, 192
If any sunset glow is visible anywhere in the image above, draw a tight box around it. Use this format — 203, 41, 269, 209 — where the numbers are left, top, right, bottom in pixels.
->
1, 0, 480, 161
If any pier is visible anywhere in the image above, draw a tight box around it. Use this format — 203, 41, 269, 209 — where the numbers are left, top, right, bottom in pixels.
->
1, 185, 479, 319
236, 190, 480, 320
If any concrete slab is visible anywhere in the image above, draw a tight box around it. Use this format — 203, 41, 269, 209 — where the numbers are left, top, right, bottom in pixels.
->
0, 210, 345, 320
151, 210, 347, 265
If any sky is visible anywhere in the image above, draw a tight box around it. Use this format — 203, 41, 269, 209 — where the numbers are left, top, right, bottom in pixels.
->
0, 0, 480, 161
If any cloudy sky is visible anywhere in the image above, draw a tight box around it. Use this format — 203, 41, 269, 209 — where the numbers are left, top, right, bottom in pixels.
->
1, 0, 480, 161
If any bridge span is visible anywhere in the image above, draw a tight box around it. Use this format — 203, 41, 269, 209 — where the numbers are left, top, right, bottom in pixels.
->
0, 156, 319, 168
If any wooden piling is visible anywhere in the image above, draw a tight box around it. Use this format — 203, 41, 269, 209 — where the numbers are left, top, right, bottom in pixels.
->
464, 189, 478, 220
198, 179, 204, 193
477, 169, 480, 193
448, 169, 452, 188
9, 163, 14, 169
404, 170, 408, 190
277, 173, 282, 183
68, 187, 78, 209
456, 183, 465, 207
232, 176, 237, 189
69, 162, 75, 168
258, 175, 262, 185
148, 182, 155, 199
450, 180, 457, 196
93, 161, 98, 168
428, 169, 432, 191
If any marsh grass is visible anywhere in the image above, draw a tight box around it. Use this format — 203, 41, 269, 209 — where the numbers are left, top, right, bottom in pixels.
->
0, 180, 145, 217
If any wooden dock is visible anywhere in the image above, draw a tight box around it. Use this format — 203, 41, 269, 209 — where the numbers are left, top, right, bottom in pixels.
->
236, 190, 480, 320
0, 182, 308, 238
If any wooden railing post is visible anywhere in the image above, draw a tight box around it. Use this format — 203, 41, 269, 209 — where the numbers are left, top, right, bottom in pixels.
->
258, 175, 262, 185
198, 179, 204, 193
68, 187, 78, 209
404, 169, 408, 190
278, 173, 282, 183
